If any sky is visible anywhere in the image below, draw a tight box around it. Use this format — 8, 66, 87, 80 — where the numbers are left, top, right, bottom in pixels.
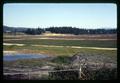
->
3, 3, 117, 29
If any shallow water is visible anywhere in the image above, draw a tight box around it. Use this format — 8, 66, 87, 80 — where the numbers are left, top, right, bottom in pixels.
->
4, 53, 49, 61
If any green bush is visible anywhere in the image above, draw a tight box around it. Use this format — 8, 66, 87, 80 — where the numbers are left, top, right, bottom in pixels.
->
51, 56, 71, 65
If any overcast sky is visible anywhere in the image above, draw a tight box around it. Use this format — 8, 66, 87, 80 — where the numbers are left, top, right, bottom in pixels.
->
3, 3, 117, 29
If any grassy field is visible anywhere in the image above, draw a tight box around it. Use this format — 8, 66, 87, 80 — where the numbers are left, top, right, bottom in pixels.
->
3, 34, 117, 80
3, 45, 117, 60
3, 45, 117, 76
4, 39, 116, 48
3, 34, 117, 58
3, 45, 117, 68
3, 34, 117, 64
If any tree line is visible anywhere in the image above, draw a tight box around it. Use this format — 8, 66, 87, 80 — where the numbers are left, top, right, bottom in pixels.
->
25, 27, 116, 35
45, 27, 116, 35
4, 26, 116, 35
24, 28, 45, 35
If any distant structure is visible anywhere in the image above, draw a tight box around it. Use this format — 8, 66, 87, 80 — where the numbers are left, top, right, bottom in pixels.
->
45, 31, 51, 34
5, 30, 11, 33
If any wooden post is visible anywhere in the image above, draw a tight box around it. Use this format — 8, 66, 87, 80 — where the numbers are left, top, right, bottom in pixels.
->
79, 64, 82, 79
78, 56, 82, 79
28, 70, 30, 80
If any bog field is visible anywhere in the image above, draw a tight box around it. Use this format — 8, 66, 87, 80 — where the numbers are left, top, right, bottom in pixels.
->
3, 34, 117, 56
3, 33, 117, 80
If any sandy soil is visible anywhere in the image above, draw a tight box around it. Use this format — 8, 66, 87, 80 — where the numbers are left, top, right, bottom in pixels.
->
3, 34, 117, 41
3, 43, 24, 46
3, 51, 18, 55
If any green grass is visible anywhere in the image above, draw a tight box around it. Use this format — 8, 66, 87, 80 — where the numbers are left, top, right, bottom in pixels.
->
4, 59, 47, 68
4, 44, 117, 69
3, 56, 70, 68
4, 45, 117, 60
51, 56, 71, 65
3, 36, 117, 66
4, 39, 116, 48
3, 35, 117, 79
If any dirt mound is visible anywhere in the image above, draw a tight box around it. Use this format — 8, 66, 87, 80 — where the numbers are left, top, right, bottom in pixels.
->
70, 53, 117, 69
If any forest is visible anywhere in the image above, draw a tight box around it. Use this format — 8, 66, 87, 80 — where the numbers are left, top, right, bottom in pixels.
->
4, 26, 117, 35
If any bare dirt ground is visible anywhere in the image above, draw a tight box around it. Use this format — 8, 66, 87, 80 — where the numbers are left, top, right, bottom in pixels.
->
3, 51, 18, 55
3, 34, 117, 40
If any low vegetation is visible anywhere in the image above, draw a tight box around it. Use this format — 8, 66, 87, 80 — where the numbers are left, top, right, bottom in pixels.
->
4, 39, 116, 48
4, 54, 117, 80
4, 45, 117, 60
49, 65, 117, 80
3, 33, 117, 80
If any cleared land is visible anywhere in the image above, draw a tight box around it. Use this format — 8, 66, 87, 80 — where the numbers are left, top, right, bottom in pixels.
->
4, 39, 116, 48
4, 34, 116, 40
3, 34, 117, 80
3, 34, 117, 59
